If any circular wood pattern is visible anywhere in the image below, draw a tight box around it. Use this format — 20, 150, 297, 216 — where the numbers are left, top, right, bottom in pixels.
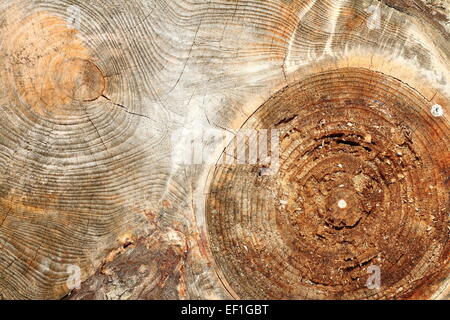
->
0, 0, 448, 300
4, 12, 106, 116
206, 68, 449, 299
0, 2, 167, 299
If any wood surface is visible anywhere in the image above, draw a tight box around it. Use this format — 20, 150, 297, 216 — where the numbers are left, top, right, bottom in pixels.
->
0, 0, 448, 299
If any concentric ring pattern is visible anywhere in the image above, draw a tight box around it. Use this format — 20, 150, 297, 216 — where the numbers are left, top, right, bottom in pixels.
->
206, 68, 449, 299
0, 2, 167, 299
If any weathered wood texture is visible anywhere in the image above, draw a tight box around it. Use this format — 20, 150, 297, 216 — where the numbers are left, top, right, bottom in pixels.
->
0, 0, 448, 299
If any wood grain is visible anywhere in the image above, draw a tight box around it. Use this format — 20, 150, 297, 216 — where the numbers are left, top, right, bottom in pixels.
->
0, 0, 448, 299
